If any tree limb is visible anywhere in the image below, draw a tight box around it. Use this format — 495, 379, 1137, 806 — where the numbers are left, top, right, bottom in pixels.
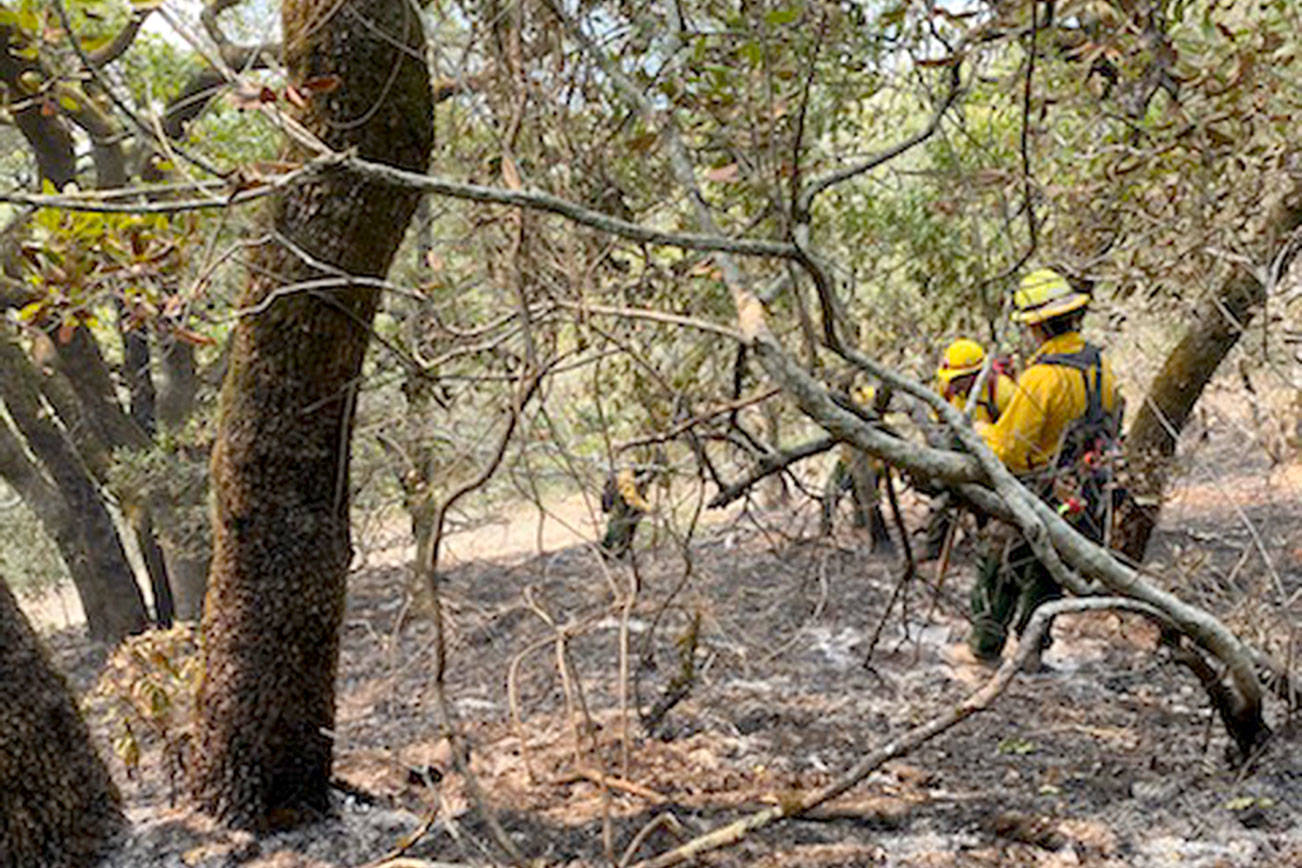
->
707, 436, 836, 508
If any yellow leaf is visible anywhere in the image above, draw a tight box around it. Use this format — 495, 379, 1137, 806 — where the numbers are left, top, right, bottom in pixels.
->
17, 301, 43, 322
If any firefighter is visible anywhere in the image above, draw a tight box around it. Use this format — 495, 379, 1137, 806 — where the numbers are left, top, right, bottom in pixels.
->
821, 383, 893, 553
920, 339, 1017, 559
966, 268, 1123, 669
600, 461, 656, 559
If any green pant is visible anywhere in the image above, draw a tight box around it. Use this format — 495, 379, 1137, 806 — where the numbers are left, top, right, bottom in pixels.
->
600, 499, 643, 559
821, 451, 892, 552
968, 531, 1062, 661
921, 494, 955, 560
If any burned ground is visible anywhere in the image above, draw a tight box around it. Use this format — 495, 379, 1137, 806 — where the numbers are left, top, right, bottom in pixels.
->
44, 460, 1302, 867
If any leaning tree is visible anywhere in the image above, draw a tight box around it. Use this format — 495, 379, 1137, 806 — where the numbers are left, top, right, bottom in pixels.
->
0, 576, 124, 866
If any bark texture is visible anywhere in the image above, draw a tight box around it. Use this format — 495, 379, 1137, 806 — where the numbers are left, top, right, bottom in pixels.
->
0, 578, 125, 867
0, 336, 148, 642
191, 0, 433, 830
1115, 191, 1302, 562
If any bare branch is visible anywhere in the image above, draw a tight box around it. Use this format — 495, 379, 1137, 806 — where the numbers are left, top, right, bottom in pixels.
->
86, 9, 152, 68
796, 59, 963, 214
49, 0, 226, 178
707, 435, 837, 508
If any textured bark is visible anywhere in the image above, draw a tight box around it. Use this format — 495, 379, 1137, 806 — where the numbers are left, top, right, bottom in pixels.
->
0, 336, 148, 642
0, 578, 125, 866
1115, 192, 1302, 563
191, 0, 433, 830
119, 315, 158, 438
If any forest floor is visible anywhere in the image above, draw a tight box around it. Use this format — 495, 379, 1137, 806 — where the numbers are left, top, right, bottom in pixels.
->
34, 454, 1302, 867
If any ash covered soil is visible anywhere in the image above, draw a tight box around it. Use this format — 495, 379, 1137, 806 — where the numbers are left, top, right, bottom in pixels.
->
48, 474, 1302, 867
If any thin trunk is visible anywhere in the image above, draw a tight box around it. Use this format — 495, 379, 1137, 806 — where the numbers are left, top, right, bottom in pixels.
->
192, 0, 434, 830
0, 337, 147, 642
0, 24, 76, 189
0, 578, 125, 867
0, 420, 110, 625
44, 326, 176, 625
119, 311, 157, 438
156, 337, 199, 431
1116, 193, 1302, 562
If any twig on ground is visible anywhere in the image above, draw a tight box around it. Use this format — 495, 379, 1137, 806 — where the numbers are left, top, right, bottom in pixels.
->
358, 804, 441, 868
630, 597, 1169, 868
619, 813, 689, 868
557, 767, 668, 805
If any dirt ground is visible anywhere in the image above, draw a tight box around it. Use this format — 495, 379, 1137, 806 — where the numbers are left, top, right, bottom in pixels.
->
31, 455, 1302, 867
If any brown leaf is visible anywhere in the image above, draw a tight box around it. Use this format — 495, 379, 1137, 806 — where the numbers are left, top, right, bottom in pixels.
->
172, 325, 215, 346
302, 74, 343, 94
626, 131, 659, 154
501, 154, 522, 190
259, 85, 278, 103
704, 163, 739, 183
56, 320, 76, 345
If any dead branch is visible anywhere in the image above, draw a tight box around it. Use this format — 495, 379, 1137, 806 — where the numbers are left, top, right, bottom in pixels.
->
630, 597, 1167, 868
707, 436, 837, 508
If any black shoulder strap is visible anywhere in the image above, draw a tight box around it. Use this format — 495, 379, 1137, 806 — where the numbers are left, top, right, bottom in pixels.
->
1033, 344, 1105, 426
979, 376, 1000, 420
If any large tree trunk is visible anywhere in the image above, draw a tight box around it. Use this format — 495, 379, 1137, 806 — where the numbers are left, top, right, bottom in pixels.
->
192, 0, 433, 830
0, 336, 148, 642
0, 577, 125, 866
1116, 193, 1302, 562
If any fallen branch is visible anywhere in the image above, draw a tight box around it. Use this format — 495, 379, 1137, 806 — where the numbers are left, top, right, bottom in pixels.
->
630, 597, 1168, 868
558, 768, 668, 804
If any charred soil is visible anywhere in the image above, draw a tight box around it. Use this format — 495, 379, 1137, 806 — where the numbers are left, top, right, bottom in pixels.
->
42, 465, 1302, 867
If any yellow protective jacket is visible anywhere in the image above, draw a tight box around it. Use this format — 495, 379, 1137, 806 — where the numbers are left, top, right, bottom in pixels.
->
614, 467, 652, 512
976, 332, 1121, 475
943, 372, 1017, 425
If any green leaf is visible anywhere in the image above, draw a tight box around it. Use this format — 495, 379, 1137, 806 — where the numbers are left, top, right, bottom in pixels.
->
996, 736, 1037, 755
57, 93, 79, 112
765, 7, 799, 26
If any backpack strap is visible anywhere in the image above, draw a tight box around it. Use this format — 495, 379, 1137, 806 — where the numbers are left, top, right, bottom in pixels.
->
1033, 343, 1105, 426
978, 375, 1000, 422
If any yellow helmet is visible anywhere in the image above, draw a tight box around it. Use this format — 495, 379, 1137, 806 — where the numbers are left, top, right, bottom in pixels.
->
1011, 268, 1090, 324
936, 338, 986, 384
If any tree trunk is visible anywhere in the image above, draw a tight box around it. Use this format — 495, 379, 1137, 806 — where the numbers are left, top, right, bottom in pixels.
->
0, 24, 76, 189
0, 337, 147, 642
156, 337, 199, 431
39, 326, 176, 627
0, 577, 125, 866
1115, 194, 1302, 562
191, 0, 433, 830
0, 420, 115, 626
